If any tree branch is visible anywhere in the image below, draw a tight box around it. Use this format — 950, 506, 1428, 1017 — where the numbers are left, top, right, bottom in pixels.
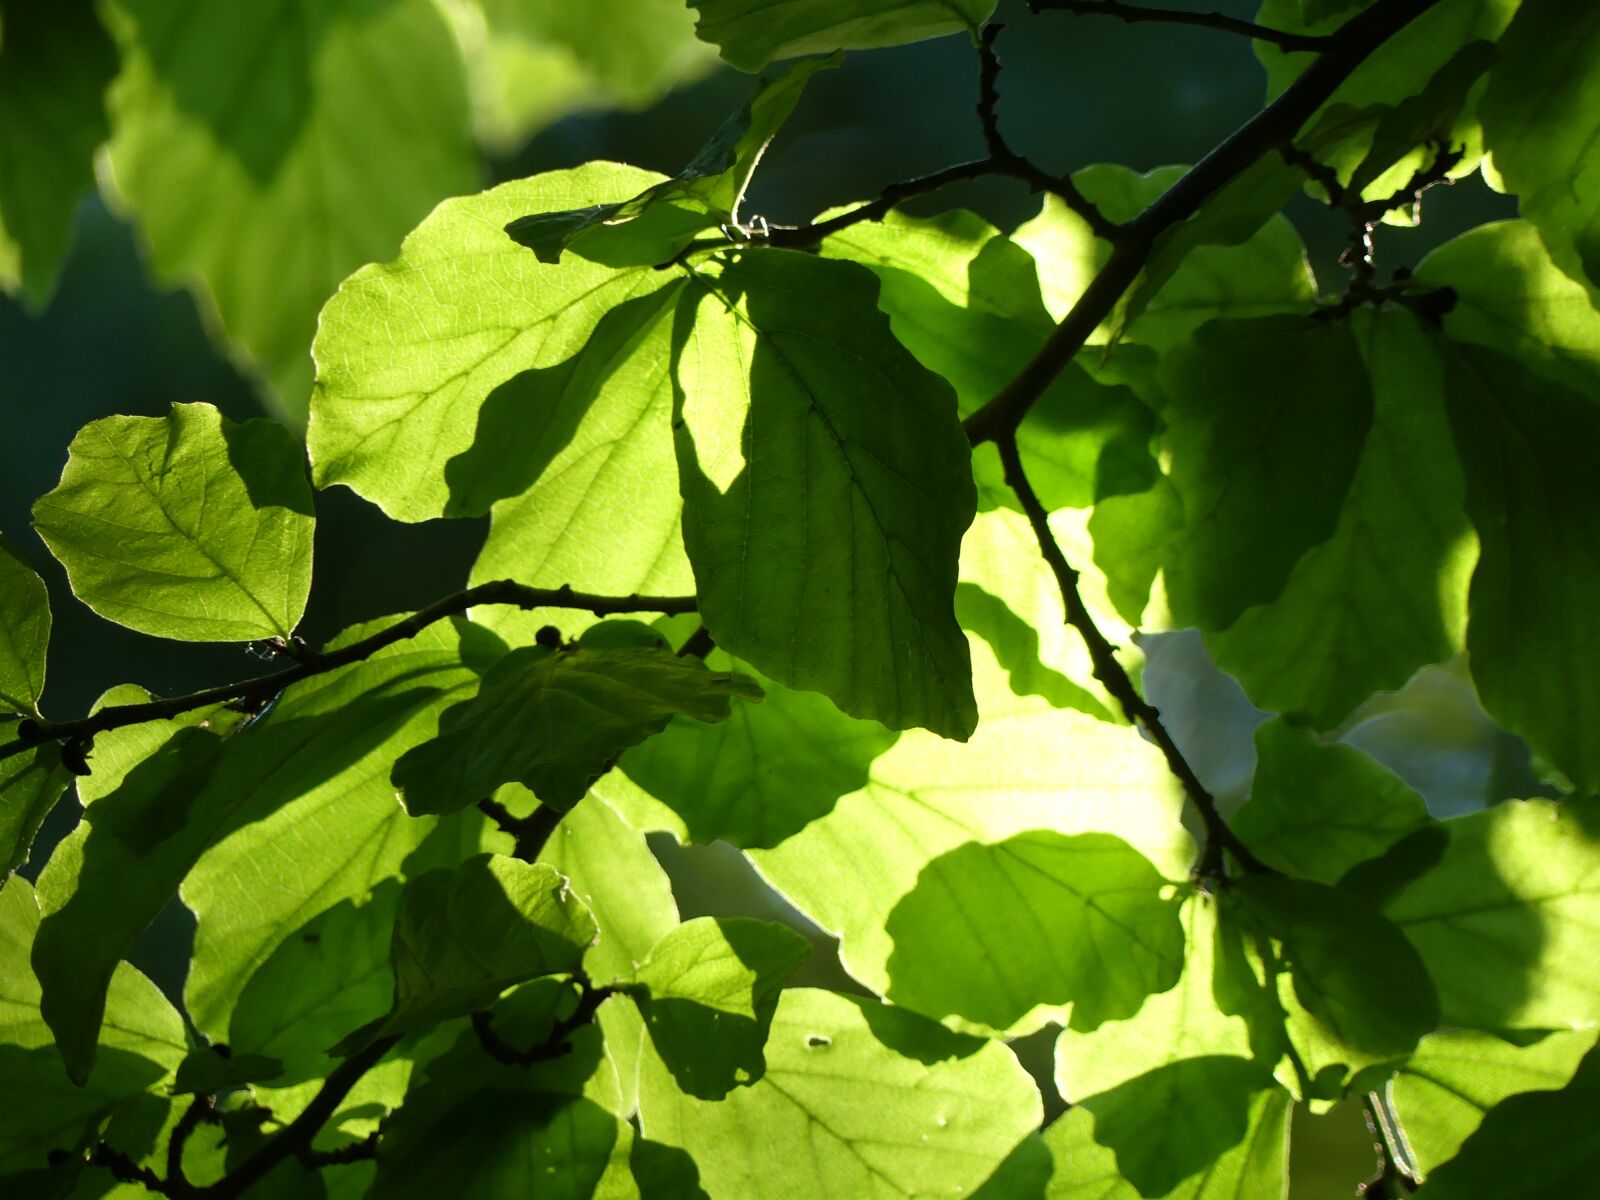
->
996, 435, 1268, 880
1030, 0, 1333, 53
963, 0, 1449, 446
477, 796, 564, 861
1, 582, 697, 767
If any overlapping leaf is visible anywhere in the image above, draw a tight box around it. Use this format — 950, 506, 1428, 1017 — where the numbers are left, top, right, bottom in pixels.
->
687, 0, 993, 70
671, 250, 978, 738
32, 402, 315, 642
0, 535, 48, 717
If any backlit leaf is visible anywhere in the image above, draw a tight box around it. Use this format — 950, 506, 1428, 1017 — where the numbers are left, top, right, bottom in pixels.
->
687, 0, 993, 71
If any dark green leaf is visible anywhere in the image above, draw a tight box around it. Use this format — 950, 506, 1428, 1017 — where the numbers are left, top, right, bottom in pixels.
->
886, 831, 1184, 1032
0, 534, 49, 716
172, 1047, 284, 1095
392, 641, 761, 817
672, 250, 977, 739
628, 916, 809, 1098
0, 745, 71, 879
687, 0, 993, 71
32, 403, 315, 642
331, 854, 597, 1054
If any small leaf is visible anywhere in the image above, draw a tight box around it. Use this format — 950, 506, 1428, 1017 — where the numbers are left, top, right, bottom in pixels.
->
331, 855, 597, 1054
32, 403, 314, 642
886, 831, 1184, 1032
688, 0, 994, 71
172, 1047, 284, 1096
628, 916, 809, 1098
0, 534, 49, 716
0, 745, 71, 879
672, 250, 977, 739
391, 641, 762, 818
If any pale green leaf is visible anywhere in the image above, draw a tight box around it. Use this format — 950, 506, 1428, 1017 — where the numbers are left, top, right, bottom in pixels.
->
104, 0, 478, 418
1158, 317, 1373, 632
181, 619, 483, 1042
1205, 310, 1474, 727
628, 916, 809, 1099
1378, 798, 1600, 1030
1038, 1087, 1291, 1200
687, 0, 993, 71
1392, 1028, 1597, 1175
0, 0, 115, 308
1479, 0, 1600, 290
1439, 340, 1600, 792
309, 164, 679, 520
619, 652, 898, 849
1410, 1045, 1600, 1199
333, 855, 597, 1054
1232, 719, 1432, 884
672, 250, 977, 739
1236, 875, 1438, 1098
32, 403, 315, 643
886, 832, 1183, 1033
637, 988, 1041, 1199
0, 535, 49, 716
392, 642, 762, 818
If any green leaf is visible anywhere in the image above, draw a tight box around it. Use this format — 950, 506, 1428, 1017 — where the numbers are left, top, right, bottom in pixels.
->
1235, 875, 1438, 1098
0, 0, 115, 308
741, 696, 1193, 1028
103, 0, 478, 418
182, 618, 482, 1042
672, 250, 977, 739
1378, 798, 1600, 1030
540, 793, 682, 987
885, 832, 1184, 1033
1346, 40, 1494, 194
1204, 310, 1474, 728
628, 916, 809, 1099
687, 0, 993, 71
332, 855, 597, 1054
1392, 1029, 1596, 1175
0, 535, 48, 716
0, 744, 71, 879
1055, 894, 1275, 1194
1158, 317, 1374, 632
619, 652, 898, 849
1416, 220, 1600, 399
507, 55, 836, 264
172, 1046, 284, 1095
391, 641, 762, 818
1439, 340, 1600, 792
1232, 719, 1432, 884
1038, 1087, 1291, 1200
0, 879, 186, 1173
637, 988, 1041, 1199
1411, 1045, 1600, 1199
1479, 0, 1600, 290
309, 164, 680, 521
32, 402, 315, 643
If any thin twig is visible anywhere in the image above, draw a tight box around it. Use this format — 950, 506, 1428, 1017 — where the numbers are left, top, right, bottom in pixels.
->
165, 1095, 216, 1189
1030, 0, 1332, 52
996, 435, 1268, 881
1, 582, 696, 768
476, 797, 564, 861
1360, 1091, 1420, 1197
964, 0, 1449, 445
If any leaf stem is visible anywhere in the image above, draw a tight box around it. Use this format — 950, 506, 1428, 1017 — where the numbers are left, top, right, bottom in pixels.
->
1, 582, 696, 767
963, 0, 1449, 445
996, 435, 1268, 880
1029, 0, 1333, 53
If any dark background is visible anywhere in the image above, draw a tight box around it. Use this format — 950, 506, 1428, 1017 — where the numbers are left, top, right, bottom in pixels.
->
0, 1, 1519, 1192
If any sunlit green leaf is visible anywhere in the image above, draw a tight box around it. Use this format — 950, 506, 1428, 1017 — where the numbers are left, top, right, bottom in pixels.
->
0, 536, 48, 718
1158, 317, 1373, 632
1376, 798, 1600, 1030
310, 164, 680, 520
103, 0, 478, 418
1204, 310, 1474, 727
672, 250, 977, 739
628, 916, 809, 1099
1233, 719, 1432, 884
332, 855, 597, 1054
1392, 1028, 1597, 1175
886, 831, 1183, 1033
392, 641, 761, 818
32, 402, 315, 642
637, 988, 1041, 1199
687, 0, 993, 71
0, 0, 115, 308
